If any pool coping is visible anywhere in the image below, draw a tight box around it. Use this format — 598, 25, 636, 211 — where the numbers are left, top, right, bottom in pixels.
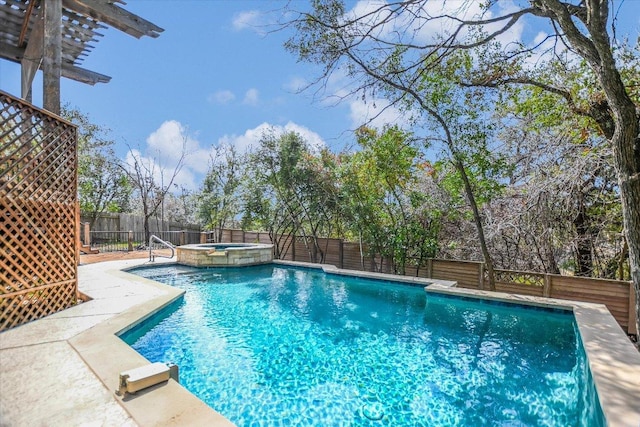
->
2, 258, 639, 426
70, 264, 235, 426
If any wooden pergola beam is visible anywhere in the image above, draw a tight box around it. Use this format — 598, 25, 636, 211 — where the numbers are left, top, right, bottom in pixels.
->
18, 0, 38, 47
62, 64, 111, 85
21, 12, 44, 101
0, 42, 111, 85
0, 0, 162, 113
62, 0, 163, 39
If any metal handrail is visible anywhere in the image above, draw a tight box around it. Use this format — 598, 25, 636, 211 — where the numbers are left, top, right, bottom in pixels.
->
149, 235, 175, 261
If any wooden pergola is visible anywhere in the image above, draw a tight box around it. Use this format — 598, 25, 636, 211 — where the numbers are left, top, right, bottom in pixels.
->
0, 1, 162, 330
0, 0, 163, 114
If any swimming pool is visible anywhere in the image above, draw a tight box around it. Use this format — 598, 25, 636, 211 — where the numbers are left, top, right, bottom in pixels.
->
122, 264, 604, 426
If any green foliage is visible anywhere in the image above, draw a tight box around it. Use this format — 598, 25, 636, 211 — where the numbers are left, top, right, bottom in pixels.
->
339, 125, 441, 273
62, 106, 131, 224
241, 130, 342, 261
197, 144, 243, 234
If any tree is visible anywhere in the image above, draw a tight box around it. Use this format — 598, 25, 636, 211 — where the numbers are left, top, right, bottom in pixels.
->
164, 186, 199, 225
339, 125, 441, 274
491, 76, 624, 278
244, 129, 341, 262
198, 144, 244, 241
122, 141, 186, 245
285, 0, 640, 333
62, 107, 131, 227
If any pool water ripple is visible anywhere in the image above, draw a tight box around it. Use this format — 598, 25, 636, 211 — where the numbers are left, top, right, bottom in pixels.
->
124, 264, 604, 427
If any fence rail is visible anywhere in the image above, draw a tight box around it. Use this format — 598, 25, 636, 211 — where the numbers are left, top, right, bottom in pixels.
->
86, 229, 201, 252
80, 212, 201, 235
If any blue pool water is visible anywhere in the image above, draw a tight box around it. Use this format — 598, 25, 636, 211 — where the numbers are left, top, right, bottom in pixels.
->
123, 264, 604, 426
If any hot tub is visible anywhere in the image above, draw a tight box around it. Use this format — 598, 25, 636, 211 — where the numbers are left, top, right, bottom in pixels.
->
176, 243, 273, 267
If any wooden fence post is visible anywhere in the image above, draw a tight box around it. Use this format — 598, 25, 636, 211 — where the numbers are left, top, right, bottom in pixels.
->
478, 263, 485, 290
127, 231, 133, 252
200, 232, 206, 244
179, 231, 186, 246
426, 258, 433, 278
339, 239, 344, 269
291, 235, 296, 262
83, 222, 91, 246
543, 274, 552, 297
629, 283, 638, 336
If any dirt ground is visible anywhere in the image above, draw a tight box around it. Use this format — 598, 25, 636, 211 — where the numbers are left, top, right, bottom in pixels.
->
79, 249, 174, 265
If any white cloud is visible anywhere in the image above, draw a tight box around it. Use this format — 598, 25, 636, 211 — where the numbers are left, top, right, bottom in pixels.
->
232, 10, 266, 34
533, 31, 548, 46
146, 120, 209, 173
218, 122, 326, 154
243, 88, 260, 106
125, 120, 214, 192
284, 76, 309, 93
282, 121, 326, 153
346, 0, 492, 45
208, 90, 235, 104
218, 125, 266, 154
126, 121, 328, 192
348, 98, 409, 130
125, 149, 200, 192
146, 121, 190, 164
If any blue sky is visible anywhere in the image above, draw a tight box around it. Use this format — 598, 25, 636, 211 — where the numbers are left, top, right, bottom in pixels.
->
1, 0, 638, 191
1, 1, 370, 189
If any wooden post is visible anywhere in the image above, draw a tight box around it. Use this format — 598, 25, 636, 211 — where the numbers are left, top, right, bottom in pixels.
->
312, 241, 318, 264
543, 274, 552, 298
200, 232, 207, 244
426, 258, 433, 278
43, 0, 62, 114
339, 239, 344, 269
75, 203, 81, 268
179, 231, 185, 246
242, 230, 246, 243
629, 283, 638, 336
83, 222, 91, 246
128, 231, 133, 252
291, 235, 296, 261
21, 13, 44, 102
478, 263, 485, 290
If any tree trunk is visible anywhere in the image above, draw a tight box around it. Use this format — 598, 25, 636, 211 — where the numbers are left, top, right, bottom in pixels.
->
618, 237, 629, 281
143, 215, 151, 248
595, 43, 640, 338
540, 0, 640, 336
543, 231, 561, 275
454, 158, 496, 290
613, 127, 640, 337
573, 202, 594, 277
89, 211, 99, 230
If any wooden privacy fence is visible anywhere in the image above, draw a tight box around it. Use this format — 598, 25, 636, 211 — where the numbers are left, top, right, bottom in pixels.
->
204, 229, 637, 335
80, 212, 201, 234
1, 91, 79, 331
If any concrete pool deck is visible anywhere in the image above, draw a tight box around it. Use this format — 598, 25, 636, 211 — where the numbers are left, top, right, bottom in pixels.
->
0, 258, 233, 427
1, 258, 639, 426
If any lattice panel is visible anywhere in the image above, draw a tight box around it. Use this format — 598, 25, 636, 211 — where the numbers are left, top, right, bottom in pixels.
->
1, 91, 78, 331
494, 269, 545, 287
